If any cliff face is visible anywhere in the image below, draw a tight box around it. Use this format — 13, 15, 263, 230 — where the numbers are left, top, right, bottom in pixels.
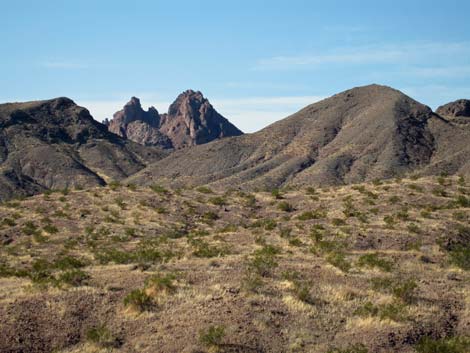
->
107, 91, 243, 149
108, 97, 172, 148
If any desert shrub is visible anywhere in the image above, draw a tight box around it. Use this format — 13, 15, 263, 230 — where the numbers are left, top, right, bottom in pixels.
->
357, 253, 393, 272
57, 269, 89, 286
407, 223, 421, 234
271, 189, 284, 199
108, 181, 121, 190
298, 209, 327, 220
448, 246, 470, 270
383, 215, 396, 228
86, 324, 120, 348
252, 218, 277, 230
219, 224, 238, 233
396, 208, 410, 221
145, 273, 177, 295
209, 196, 226, 206
292, 280, 314, 304
94, 248, 134, 264
247, 245, 280, 277
1, 218, 16, 227
391, 279, 418, 304
150, 184, 168, 194
123, 289, 154, 312
126, 183, 137, 191
326, 251, 351, 272
331, 218, 346, 226
432, 187, 447, 197
191, 239, 228, 258
43, 224, 58, 234
241, 193, 257, 208
420, 210, 432, 218
306, 187, 316, 195
114, 197, 126, 209
196, 186, 213, 194
408, 184, 424, 192
355, 301, 407, 322
54, 255, 86, 270
455, 195, 470, 208
199, 325, 225, 349
458, 176, 466, 186
389, 196, 401, 204
277, 201, 294, 212
415, 336, 470, 353
22, 221, 40, 236
289, 238, 303, 247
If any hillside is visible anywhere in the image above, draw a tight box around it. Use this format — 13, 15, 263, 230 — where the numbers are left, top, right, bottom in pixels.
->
0, 98, 167, 201
0, 175, 469, 352
128, 85, 470, 190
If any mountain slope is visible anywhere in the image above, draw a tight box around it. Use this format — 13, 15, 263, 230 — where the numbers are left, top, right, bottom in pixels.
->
107, 90, 243, 149
128, 84, 470, 190
0, 97, 167, 201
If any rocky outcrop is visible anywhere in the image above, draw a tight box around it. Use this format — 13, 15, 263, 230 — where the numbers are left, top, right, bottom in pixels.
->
108, 97, 172, 148
107, 91, 243, 149
436, 99, 470, 118
159, 90, 243, 149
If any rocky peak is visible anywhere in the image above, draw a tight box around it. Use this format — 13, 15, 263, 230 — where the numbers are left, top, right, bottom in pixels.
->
107, 90, 243, 149
436, 99, 470, 118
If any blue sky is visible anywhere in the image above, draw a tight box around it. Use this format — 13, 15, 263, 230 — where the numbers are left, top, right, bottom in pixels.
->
2, 0, 470, 132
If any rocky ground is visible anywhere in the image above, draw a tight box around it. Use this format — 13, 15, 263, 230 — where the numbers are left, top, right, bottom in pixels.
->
0, 175, 469, 353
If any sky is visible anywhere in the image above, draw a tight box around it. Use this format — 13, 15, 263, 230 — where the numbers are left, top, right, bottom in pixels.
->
2, 0, 470, 132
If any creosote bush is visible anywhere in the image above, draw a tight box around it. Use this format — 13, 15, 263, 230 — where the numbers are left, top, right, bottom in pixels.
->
123, 289, 154, 312
199, 325, 225, 350
357, 253, 393, 272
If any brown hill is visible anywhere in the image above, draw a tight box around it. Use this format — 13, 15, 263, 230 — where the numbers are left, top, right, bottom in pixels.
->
436, 99, 470, 125
436, 99, 470, 118
108, 90, 243, 149
0, 98, 167, 201
128, 84, 470, 190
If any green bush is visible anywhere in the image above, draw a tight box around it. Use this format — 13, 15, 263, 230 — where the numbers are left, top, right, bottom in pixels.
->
247, 245, 280, 277
57, 269, 90, 287
196, 186, 213, 194
416, 336, 470, 353
209, 196, 226, 206
326, 251, 351, 272
271, 189, 284, 199
86, 324, 119, 348
277, 201, 294, 212
392, 279, 417, 304
357, 253, 393, 272
123, 289, 154, 311
150, 184, 168, 194
199, 325, 225, 349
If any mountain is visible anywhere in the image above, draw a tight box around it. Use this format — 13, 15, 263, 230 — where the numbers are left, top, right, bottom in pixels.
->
107, 90, 243, 149
436, 99, 470, 125
128, 84, 470, 190
0, 97, 167, 201
108, 97, 173, 148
